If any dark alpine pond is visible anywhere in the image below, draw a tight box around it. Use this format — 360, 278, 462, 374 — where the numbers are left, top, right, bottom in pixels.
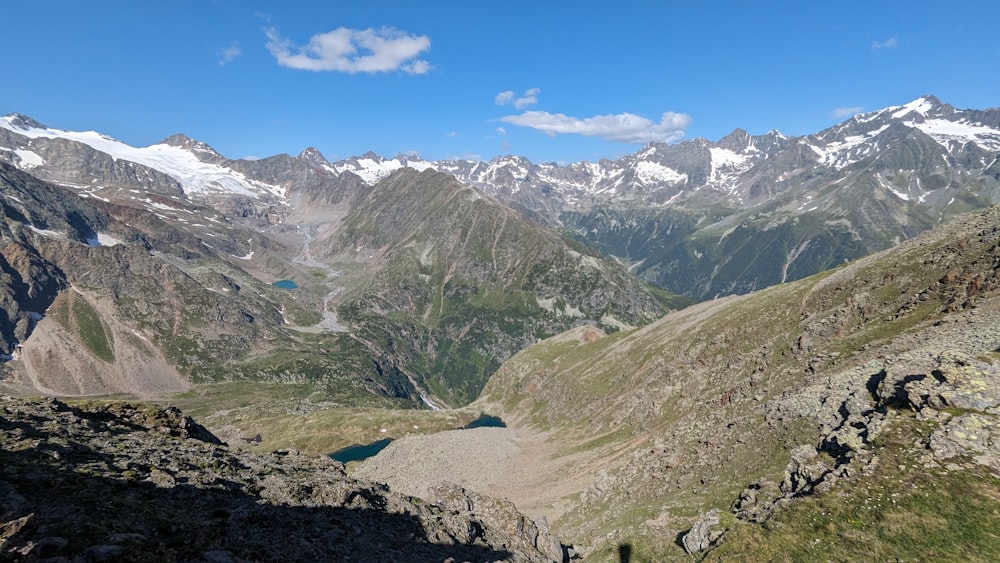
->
329, 438, 393, 463
327, 414, 507, 464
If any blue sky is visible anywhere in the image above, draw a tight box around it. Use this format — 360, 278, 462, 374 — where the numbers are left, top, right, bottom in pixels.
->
3, 1, 998, 164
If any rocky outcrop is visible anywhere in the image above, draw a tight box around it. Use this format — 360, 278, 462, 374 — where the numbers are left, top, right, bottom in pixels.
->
734, 351, 1000, 528
681, 508, 724, 554
430, 483, 567, 562
892, 353, 1000, 477
0, 396, 561, 562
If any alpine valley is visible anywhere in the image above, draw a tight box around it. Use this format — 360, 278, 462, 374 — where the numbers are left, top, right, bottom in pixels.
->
2, 96, 1000, 560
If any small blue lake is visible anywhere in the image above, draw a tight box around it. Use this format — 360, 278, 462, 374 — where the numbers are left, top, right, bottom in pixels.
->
329, 438, 393, 463
327, 414, 507, 464
272, 279, 298, 290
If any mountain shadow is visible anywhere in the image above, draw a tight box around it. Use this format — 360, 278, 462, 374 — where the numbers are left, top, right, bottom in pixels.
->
0, 397, 553, 562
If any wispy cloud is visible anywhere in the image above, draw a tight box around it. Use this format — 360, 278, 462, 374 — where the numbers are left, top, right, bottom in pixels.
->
872, 36, 898, 50
500, 110, 691, 144
495, 88, 540, 109
832, 106, 864, 118
265, 26, 432, 74
496, 126, 507, 135
219, 43, 242, 66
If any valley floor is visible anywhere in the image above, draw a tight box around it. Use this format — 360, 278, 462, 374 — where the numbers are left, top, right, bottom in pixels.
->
352, 417, 591, 524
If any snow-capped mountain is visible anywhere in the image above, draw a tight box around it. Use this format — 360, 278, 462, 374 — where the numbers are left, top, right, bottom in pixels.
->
1, 95, 998, 302
0, 115, 284, 200
301, 96, 998, 224
3, 95, 1000, 407
4, 95, 996, 218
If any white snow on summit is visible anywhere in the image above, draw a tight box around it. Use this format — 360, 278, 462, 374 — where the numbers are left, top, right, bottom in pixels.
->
891, 97, 935, 119
0, 115, 283, 199
329, 155, 433, 184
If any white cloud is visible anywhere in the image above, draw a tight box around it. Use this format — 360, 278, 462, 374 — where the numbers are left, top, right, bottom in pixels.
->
872, 36, 898, 50
832, 106, 864, 118
497, 126, 507, 135
500, 110, 691, 144
515, 87, 540, 109
265, 26, 432, 74
495, 91, 515, 105
219, 43, 242, 66
446, 131, 459, 137
495, 87, 541, 109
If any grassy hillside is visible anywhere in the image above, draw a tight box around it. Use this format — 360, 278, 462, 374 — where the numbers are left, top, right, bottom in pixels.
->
327, 168, 673, 406
477, 205, 1000, 558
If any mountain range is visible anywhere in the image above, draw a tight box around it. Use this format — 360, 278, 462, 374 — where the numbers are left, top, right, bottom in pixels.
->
335, 95, 1000, 298
0, 114, 668, 408
1, 96, 1000, 560
2, 96, 1000, 407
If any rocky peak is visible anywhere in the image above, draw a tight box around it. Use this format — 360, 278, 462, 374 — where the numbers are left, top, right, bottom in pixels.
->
158, 133, 225, 163
2, 113, 47, 131
717, 128, 753, 151
297, 146, 329, 167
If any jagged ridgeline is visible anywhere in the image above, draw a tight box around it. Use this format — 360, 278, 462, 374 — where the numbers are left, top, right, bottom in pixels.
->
440, 97, 1000, 300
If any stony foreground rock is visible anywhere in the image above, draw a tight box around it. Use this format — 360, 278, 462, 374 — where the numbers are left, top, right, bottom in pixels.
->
0, 396, 563, 562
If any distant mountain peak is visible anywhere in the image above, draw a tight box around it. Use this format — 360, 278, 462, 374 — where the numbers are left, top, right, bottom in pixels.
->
885, 95, 946, 120
2, 113, 48, 131
297, 147, 329, 167
393, 152, 426, 164
159, 133, 194, 146
717, 128, 753, 150
158, 133, 223, 161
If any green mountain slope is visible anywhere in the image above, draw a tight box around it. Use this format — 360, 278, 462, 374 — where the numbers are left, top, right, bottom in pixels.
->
477, 204, 1000, 558
312, 168, 672, 406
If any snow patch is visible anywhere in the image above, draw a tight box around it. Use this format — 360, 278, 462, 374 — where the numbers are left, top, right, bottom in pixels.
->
28, 226, 63, 239
634, 160, 687, 185
331, 155, 433, 185
421, 396, 442, 411
811, 124, 891, 169
907, 118, 1000, 152
86, 232, 124, 247
708, 147, 753, 190
13, 149, 44, 168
